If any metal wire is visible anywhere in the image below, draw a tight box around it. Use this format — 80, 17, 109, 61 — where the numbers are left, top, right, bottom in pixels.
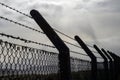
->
0, 16, 84, 50
0, 32, 55, 48
63, 40, 82, 49
0, 39, 59, 79
0, 15, 102, 58
0, 2, 95, 49
0, 16, 44, 34
0, 2, 109, 79
70, 50, 102, 59
0, 39, 93, 79
70, 50, 88, 56
0, 2, 103, 59
0, 32, 98, 58
70, 57, 91, 71
0, 2, 32, 19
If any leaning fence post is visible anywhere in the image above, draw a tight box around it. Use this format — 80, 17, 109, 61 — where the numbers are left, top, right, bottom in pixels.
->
94, 45, 109, 80
101, 49, 114, 80
107, 51, 120, 80
75, 36, 97, 80
30, 10, 71, 80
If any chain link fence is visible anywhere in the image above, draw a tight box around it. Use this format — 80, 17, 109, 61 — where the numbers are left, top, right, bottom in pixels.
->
0, 39, 59, 80
0, 39, 94, 80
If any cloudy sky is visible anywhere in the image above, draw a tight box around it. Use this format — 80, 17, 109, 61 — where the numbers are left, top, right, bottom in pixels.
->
0, 0, 120, 59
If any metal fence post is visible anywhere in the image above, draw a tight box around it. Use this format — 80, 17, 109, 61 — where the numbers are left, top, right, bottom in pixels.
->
75, 36, 97, 80
94, 45, 109, 80
101, 49, 114, 80
107, 51, 120, 80
30, 10, 71, 80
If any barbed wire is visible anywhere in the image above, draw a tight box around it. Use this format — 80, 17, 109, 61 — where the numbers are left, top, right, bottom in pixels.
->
0, 15, 84, 49
0, 32, 102, 59
0, 32, 100, 57
0, 16, 44, 34
0, 16, 100, 57
0, 38, 59, 55
63, 40, 82, 49
70, 50, 88, 56
54, 29, 75, 40
70, 50, 102, 59
0, 2, 32, 19
0, 33, 92, 58
0, 2, 102, 58
0, 2, 95, 49
0, 32, 55, 48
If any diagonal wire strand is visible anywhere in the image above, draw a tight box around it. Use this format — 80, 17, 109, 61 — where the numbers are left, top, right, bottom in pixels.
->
0, 16, 84, 50
0, 1, 101, 58
0, 2, 95, 49
70, 50, 88, 56
0, 32, 55, 48
0, 16, 44, 34
0, 2, 32, 19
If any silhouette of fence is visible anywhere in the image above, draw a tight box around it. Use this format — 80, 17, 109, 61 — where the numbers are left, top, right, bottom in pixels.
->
0, 2, 120, 80
0, 39, 92, 80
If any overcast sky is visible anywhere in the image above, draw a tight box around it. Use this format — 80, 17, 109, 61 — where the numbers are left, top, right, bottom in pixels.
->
0, 0, 120, 59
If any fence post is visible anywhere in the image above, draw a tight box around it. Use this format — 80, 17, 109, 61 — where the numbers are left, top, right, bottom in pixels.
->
107, 51, 120, 80
101, 49, 114, 80
75, 36, 97, 80
30, 10, 71, 80
94, 45, 109, 80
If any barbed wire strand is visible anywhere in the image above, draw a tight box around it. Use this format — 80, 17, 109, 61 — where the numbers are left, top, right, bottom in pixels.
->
0, 32, 102, 58
0, 32, 55, 48
0, 16, 84, 50
70, 50, 102, 59
70, 50, 88, 56
0, 16, 44, 34
0, 2, 32, 19
0, 32, 101, 58
0, 39, 60, 56
63, 40, 82, 49
0, 2, 100, 57
0, 2, 95, 49
0, 16, 97, 53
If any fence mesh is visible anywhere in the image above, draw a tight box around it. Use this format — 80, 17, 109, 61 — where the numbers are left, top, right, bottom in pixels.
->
0, 39, 94, 80
0, 39, 59, 80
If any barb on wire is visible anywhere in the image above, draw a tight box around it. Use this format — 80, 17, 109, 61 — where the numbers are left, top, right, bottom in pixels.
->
0, 32, 55, 48
0, 16, 44, 34
0, 2, 32, 19
70, 50, 102, 59
63, 40, 82, 49
54, 29, 75, 40
0, 16, 84, 50
0, 2, 94, 48
0, 2, 96, 50
70, 50, 88, 56
0, 16, 85, 50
